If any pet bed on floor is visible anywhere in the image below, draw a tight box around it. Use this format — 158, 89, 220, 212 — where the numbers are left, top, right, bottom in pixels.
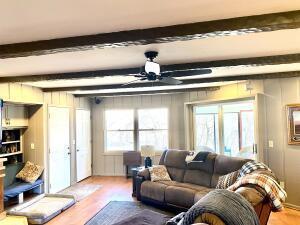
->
7, 194, 76, 224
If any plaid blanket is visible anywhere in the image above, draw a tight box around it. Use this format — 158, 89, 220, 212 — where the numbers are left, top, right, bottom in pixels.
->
228, 173, 287, 211
238, 161, 272, 178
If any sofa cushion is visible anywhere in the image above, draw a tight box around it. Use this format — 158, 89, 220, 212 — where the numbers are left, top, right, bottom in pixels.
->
211, 155, 250, 187
158, 181, 210, 193
167, 167, 186, 182
164, 150, 189, 169
194, 189, 213, 203
186, 154, 216, 173
183, 170, 211, 187
4, 163, 24, 188
4, 179, 43, 200
165, 186, 196, 208
140, 181, 167, 202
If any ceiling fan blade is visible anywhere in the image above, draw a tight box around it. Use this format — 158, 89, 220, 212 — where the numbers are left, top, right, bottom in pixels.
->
161, 68, 212, 77
122, 77, 148, 86
159, 77, 183, 85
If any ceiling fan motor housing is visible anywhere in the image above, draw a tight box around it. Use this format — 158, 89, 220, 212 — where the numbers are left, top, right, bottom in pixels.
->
144, 51, 158, 61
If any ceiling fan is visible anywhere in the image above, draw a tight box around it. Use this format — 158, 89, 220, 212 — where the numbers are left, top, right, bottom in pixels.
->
123, 51, 212, 86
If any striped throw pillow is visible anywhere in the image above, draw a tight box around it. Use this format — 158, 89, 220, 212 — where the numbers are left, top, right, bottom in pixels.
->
216, 170, 239, 189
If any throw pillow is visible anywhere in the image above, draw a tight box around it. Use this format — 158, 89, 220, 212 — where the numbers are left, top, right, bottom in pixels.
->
216, 170, 239, 189
16, 161, 44, 183
149, 165, 171, 182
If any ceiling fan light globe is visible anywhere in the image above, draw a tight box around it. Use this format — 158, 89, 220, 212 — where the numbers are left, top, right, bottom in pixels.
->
145, 61, 160, 75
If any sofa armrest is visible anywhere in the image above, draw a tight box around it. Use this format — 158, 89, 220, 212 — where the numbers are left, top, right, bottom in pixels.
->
137, 168, 150, 180
253, 197, 272, 225
135, 176, 145, 201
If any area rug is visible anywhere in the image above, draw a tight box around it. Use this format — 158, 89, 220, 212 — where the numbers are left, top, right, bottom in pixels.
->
59, 183, 101, 202
85, 201, 175, 225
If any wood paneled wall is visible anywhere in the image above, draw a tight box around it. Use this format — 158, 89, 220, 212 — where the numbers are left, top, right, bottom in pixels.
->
0, 83, 91, 191
92, 94, 185, 176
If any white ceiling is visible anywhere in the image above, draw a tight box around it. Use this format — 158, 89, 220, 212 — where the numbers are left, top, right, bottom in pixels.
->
0, 0, 300, 94
0, 0, 299, 44
1, 29, 300, 78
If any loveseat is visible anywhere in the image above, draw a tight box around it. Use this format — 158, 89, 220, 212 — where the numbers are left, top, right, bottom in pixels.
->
136, 150, 272, 225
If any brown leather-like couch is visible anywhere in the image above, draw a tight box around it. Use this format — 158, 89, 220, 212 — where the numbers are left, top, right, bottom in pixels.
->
136, 150, 272, 225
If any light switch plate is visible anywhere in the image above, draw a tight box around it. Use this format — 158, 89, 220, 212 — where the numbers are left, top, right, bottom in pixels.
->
30, 143, 35, 150
268, 140, 274, 148
280, 181, 285, 189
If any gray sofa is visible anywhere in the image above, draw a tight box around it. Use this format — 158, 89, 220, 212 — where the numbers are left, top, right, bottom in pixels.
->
136, 150, 250, 210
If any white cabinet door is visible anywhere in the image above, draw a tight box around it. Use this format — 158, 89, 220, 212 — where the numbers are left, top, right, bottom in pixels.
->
7, 104, 28, 127
2, 104, 28, 128
48, 107, 71, 193
76, 109, 92, 182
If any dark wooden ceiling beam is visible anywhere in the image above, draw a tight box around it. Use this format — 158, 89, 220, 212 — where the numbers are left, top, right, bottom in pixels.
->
71, 71, 300, 96
0, 10, 300, 59
1, 53, 300, 83
74, 86, 221, 97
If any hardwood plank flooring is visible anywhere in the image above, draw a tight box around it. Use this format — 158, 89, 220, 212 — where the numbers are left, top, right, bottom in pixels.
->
45, 176, 300, 225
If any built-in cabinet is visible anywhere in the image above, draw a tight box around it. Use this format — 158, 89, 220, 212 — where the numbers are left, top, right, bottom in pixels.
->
0, 103, 28, 165
2, 104, 28, 128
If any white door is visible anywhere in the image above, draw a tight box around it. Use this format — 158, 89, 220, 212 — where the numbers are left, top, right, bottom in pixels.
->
48, 107, 71, 193
76, 109, 92, 182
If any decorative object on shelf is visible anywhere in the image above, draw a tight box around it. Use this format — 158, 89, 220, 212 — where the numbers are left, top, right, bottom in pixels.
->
141, 145, 155, 168
287, 104, 300, 145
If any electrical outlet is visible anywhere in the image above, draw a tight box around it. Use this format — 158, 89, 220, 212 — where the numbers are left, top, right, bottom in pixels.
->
268, 140, 274, 148
280, 181, 285, 189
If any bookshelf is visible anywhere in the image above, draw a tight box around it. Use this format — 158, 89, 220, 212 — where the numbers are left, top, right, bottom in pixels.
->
0, 129, 23, 164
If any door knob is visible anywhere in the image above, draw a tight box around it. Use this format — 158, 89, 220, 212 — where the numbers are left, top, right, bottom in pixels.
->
67, 152, 71, 155
76, 149, 80, 152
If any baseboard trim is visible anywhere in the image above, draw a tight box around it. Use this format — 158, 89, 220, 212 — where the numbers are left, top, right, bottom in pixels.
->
284, 203, 300, 210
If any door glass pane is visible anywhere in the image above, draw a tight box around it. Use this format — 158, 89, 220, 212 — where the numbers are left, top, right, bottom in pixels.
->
194, 105, 219, 153
222, 101, 255, 159
223, 112, 239, 156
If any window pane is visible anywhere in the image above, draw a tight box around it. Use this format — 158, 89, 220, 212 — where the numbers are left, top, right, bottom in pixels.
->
241, 111, 254, 148
105, 110, 134, 130
194, 114, 219, 152
223, 112, 239, 156
106, 131, 134, 151
138, 108, 168, 129
139, 130, 168, 151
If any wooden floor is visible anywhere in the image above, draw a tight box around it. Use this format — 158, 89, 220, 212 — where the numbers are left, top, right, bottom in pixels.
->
45, 176, 300, 225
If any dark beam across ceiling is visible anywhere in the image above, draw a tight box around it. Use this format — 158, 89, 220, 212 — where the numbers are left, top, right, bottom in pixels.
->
74, 86, 221, 97
70, 70, 300, 96
1, 53, 300, 83
0, 10, 300, 59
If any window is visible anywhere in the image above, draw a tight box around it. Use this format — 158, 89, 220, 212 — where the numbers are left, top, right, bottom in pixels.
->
193, 105, 219, 153
105, 109, 134, 151
138, 108, 169, 151
104, 108, 169, 152
192, 100, 255, 159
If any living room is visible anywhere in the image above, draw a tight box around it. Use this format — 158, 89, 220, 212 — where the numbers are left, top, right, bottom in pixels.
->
0, 1, 299, 225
